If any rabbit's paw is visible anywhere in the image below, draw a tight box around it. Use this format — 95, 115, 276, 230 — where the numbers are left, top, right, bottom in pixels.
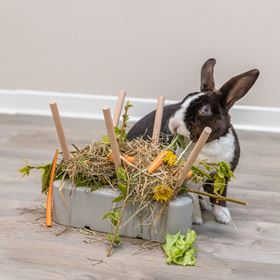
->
213, 205, 231, 224
192, 216, 203, 225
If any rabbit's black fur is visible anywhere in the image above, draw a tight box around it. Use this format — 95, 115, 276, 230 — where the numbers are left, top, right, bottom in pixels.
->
127, 103, 179, 142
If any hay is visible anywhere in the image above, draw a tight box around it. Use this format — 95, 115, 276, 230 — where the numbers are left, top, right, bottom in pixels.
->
59, 138, 184, 205
61, 141, 115, 190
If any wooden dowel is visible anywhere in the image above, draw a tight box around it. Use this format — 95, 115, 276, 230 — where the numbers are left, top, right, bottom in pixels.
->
103, 106, 121, 169
49, 102, 71, 161
175, 127, 212, 189
152, 96, 165, 143
113, 90, 126, 127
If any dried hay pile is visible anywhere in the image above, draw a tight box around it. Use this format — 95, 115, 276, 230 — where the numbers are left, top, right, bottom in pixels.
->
58, 137, 184, 205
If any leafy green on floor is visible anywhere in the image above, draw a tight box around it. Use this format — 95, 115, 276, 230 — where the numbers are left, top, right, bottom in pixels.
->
19, 162, 52, 194
162, 230, 197, 266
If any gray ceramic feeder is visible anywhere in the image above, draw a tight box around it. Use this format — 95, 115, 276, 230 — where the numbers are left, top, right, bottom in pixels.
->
53, 180, 193, 242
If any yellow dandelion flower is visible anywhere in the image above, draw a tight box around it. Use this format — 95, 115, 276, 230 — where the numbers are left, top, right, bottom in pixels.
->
153, 185, 174, 203
163, 150, 177, 166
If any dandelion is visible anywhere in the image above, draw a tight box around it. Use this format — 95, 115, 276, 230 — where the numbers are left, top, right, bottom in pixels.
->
163, 150, 177, 166
153, 185, 174, 203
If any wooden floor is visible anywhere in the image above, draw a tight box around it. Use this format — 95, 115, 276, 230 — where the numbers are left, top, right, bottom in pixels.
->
1, 114, 280, 280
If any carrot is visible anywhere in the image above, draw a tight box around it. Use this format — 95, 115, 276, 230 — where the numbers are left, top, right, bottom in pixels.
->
46, 149, 59, 227
122, 155, 135, 163
186, 170, 193, 179
147, 150, 167, 173
108, 152, 135, 164
108, 153, 114, 162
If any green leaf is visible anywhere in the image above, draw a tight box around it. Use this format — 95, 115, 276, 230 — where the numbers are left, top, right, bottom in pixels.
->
117, 101, 133, 144
125, 100, 133, 109
201, 161, 211, 171
112, 195, 125, 203
221, 161, 235, 178
101, 135, 110, 144
19, 165, 32, 177
191, 166, 212, 181
101, 126, 128, 145
217, 169, 225, 178
112, 181, 127, 203
107, 233, 121, 245
103, 209, 120, 226
41, 164, 52, 193
162, 230, 197, 266
19, 161, 53, 194
114, 127, 122, 137
177, 135, 187, 149
116, 167, 127, 181
214, 176, 226, 195
118, 183, 127, 193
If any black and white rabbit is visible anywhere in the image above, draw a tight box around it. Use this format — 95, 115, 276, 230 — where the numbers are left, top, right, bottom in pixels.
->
127, 58, 259, 224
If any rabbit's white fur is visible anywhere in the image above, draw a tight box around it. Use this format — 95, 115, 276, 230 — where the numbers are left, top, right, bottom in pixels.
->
197, 129, 235, 163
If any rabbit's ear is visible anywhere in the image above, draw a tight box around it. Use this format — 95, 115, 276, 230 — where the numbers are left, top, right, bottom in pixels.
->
200, 58, 216, 92
219, 69, 260, 109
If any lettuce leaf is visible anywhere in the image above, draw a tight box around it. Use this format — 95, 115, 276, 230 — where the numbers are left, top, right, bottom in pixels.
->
162, 230, 197, 266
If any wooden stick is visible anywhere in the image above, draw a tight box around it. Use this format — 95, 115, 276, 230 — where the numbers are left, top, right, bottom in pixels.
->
152, 96, 165, 143
187, 188, 247, 206
113, 90, 126, 127
175, 127, 212, 189
103, 106, 121, 169
49, 102, 71, 161
46, 149, 59, 227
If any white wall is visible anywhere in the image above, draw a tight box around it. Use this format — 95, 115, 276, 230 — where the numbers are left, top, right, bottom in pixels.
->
0, 0, 278, 107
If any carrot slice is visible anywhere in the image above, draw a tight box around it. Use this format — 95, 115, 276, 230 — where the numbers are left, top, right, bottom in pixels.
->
147, 151, 167, 173
46, 149, 59, 227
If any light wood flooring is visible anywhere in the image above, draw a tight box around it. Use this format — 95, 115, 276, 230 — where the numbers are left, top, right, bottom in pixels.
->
0, 115, 280, 280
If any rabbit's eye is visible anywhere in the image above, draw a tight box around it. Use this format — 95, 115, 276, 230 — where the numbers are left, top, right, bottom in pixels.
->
198, 105, 212, 116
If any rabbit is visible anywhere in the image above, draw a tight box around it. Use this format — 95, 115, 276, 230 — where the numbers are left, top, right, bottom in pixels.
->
127, 58, 259, 224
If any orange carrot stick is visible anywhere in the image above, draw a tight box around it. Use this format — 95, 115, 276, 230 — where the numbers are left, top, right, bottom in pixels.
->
147, 151, 167, 173
108, 152, 135, 164
186, 170, 193, 179
108, 153, 114, 161
46, 149, 59, 227
122, 155, 135, 163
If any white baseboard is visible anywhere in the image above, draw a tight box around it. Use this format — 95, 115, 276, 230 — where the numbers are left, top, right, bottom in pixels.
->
1, 89, 280, 133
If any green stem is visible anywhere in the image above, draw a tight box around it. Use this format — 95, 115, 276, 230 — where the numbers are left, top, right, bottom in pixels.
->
176, 141, 193, 163
187, 188, 247, 205
107, 181, 131, 257
167, 134, 180, 149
